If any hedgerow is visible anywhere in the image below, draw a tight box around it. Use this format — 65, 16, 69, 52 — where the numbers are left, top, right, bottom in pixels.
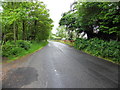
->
74, 38, 120, 63
2, 40, 31, 57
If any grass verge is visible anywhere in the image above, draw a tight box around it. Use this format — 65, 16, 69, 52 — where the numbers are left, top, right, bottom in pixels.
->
2, 41, 48, 63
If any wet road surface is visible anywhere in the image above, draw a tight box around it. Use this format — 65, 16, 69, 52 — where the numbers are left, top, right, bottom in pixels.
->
2, 41, 119, 88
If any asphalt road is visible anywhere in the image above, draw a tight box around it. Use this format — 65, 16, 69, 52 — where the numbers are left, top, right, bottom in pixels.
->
2, 41, 119, 88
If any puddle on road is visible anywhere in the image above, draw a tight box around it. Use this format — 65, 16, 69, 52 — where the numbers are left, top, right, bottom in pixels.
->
2, 67, 38, 88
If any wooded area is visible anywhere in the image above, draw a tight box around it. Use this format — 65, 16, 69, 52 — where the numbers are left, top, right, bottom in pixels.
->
1, 1, 53, 44
1, 1, 53, 60
59, 2, 120, 41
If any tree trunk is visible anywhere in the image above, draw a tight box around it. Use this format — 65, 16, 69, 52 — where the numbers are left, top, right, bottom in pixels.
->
34, 20, 37, 40
16, 23, 18, 40
13, 21, 16, 44
22, 20, 25, 40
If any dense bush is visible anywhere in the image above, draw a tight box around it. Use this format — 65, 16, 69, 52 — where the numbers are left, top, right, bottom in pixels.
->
16, 40, 31, 50
2, 40, 31, 57
2, 44, 14, 57
75, 38, 120, 63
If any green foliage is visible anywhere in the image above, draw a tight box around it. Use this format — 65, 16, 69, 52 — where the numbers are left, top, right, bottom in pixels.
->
59, 2, 120, 40
75, 38, 120, 63
2, 44, 15, 57
77, 2, 120, 40
2, 40, 48, 61
16, 40, 31, 50
59, 11, 78, 40
1, 1, 53, 61
56, 26, 68, 39
2, 40, 31, 57
1, 1, 53, 44
4, 33, 14, 41
11, 47, 25, 56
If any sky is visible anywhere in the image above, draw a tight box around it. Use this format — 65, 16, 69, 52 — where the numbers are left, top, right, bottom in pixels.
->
41, 0, 76, 34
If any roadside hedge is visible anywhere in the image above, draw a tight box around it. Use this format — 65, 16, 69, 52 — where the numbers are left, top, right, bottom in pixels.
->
2, 40, 31, 57
74, 38, 120, 63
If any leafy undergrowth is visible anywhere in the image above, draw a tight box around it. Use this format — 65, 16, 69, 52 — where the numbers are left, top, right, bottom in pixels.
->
2, 40, 48, 63
54, 40, 74, 46
75, 38, 120, 64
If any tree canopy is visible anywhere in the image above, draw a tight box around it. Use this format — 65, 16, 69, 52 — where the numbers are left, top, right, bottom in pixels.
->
1, 1, 53, 44
59, 1, 120, 41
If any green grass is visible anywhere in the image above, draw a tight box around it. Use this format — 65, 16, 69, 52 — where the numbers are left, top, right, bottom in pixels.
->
3, 41, 48, 63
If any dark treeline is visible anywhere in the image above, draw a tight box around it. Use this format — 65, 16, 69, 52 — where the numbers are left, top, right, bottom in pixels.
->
1, 1, 53, 45
59, 1, 120, 41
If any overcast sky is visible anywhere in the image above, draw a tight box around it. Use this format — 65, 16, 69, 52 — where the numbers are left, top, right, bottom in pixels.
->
41, 0, 76, 34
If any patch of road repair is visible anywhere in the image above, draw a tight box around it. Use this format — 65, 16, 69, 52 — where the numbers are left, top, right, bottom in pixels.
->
2, 67, 38, 88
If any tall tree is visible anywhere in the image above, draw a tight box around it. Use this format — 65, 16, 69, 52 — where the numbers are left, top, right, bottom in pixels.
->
1, 1, 53, 44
